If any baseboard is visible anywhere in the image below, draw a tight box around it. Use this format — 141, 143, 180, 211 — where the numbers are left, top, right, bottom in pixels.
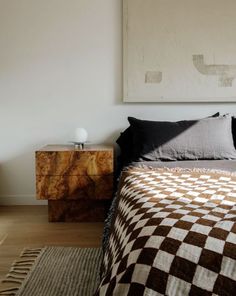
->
0, 195, 47, 205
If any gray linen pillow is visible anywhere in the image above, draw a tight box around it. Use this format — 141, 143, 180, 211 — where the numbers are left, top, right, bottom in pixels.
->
128, 115, 236, 161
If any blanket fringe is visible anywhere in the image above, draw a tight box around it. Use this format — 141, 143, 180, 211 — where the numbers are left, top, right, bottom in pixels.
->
124, 165, 236, 178
0, 248, 44, 296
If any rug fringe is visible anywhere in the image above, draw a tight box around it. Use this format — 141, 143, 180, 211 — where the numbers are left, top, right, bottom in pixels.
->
6, 275, 25, 281
0, 248, 44, 296
0, 287, 19, 296
7, 272, 27, 276
9, 268, 30, 272
0, 289, 19, 296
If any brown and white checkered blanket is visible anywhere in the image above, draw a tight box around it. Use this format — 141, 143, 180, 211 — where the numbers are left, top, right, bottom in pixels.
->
96, 167, 236, 296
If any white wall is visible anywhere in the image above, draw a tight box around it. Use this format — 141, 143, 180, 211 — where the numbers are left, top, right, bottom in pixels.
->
0, 0, 235, 205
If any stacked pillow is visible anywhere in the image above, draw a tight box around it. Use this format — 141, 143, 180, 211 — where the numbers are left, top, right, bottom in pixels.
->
117, 113, 236, 164
116, 126, 133, 165
232, 117, 236, 147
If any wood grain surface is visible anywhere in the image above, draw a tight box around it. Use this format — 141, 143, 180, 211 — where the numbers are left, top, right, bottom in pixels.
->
0, 206, 103, 281
35, 145, 114, 222
36, 175, 113, 200
36, 150, 113, 176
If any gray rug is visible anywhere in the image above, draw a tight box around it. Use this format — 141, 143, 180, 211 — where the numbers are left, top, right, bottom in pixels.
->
0, 247, 102, 296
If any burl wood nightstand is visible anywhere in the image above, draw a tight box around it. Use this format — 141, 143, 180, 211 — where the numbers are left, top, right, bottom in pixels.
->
35, 145, 114, 222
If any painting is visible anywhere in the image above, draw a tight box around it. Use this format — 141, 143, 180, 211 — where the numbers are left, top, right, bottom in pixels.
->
123, 0, 236, 102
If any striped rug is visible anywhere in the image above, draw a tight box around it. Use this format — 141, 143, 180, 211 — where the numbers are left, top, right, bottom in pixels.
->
0, 247, 102, 296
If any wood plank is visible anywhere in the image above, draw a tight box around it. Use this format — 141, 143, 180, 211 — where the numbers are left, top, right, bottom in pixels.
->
0, 206, 104, 281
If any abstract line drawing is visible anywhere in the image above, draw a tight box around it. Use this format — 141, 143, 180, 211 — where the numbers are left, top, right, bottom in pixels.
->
193, 55, 236, 87
145, 71, 162, 84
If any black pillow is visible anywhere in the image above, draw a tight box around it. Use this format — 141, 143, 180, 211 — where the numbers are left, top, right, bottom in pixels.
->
116, 126, 133, 165
128, 115, 236, 161
232, 117, 236, 148
116, 113, 220, 164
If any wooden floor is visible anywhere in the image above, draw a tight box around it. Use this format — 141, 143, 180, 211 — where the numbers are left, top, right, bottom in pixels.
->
0, 206, 104, 280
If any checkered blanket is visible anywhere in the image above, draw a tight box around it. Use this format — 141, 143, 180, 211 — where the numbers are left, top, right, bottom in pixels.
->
96, 167, 236, 296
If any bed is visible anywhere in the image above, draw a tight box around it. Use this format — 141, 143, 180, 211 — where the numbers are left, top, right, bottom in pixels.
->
96, 115, 236, 296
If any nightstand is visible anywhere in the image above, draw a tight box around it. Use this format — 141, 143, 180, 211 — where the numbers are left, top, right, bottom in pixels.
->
35, 145, 114, 222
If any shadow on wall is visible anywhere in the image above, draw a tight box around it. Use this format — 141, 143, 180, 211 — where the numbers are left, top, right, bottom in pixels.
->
102, 129, 121, 146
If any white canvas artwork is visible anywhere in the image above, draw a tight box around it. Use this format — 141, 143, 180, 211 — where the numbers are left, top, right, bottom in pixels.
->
123, 0, 236, 102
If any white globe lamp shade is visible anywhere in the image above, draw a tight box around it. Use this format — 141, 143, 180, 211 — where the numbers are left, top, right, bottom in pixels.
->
75, 128, 88, 143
